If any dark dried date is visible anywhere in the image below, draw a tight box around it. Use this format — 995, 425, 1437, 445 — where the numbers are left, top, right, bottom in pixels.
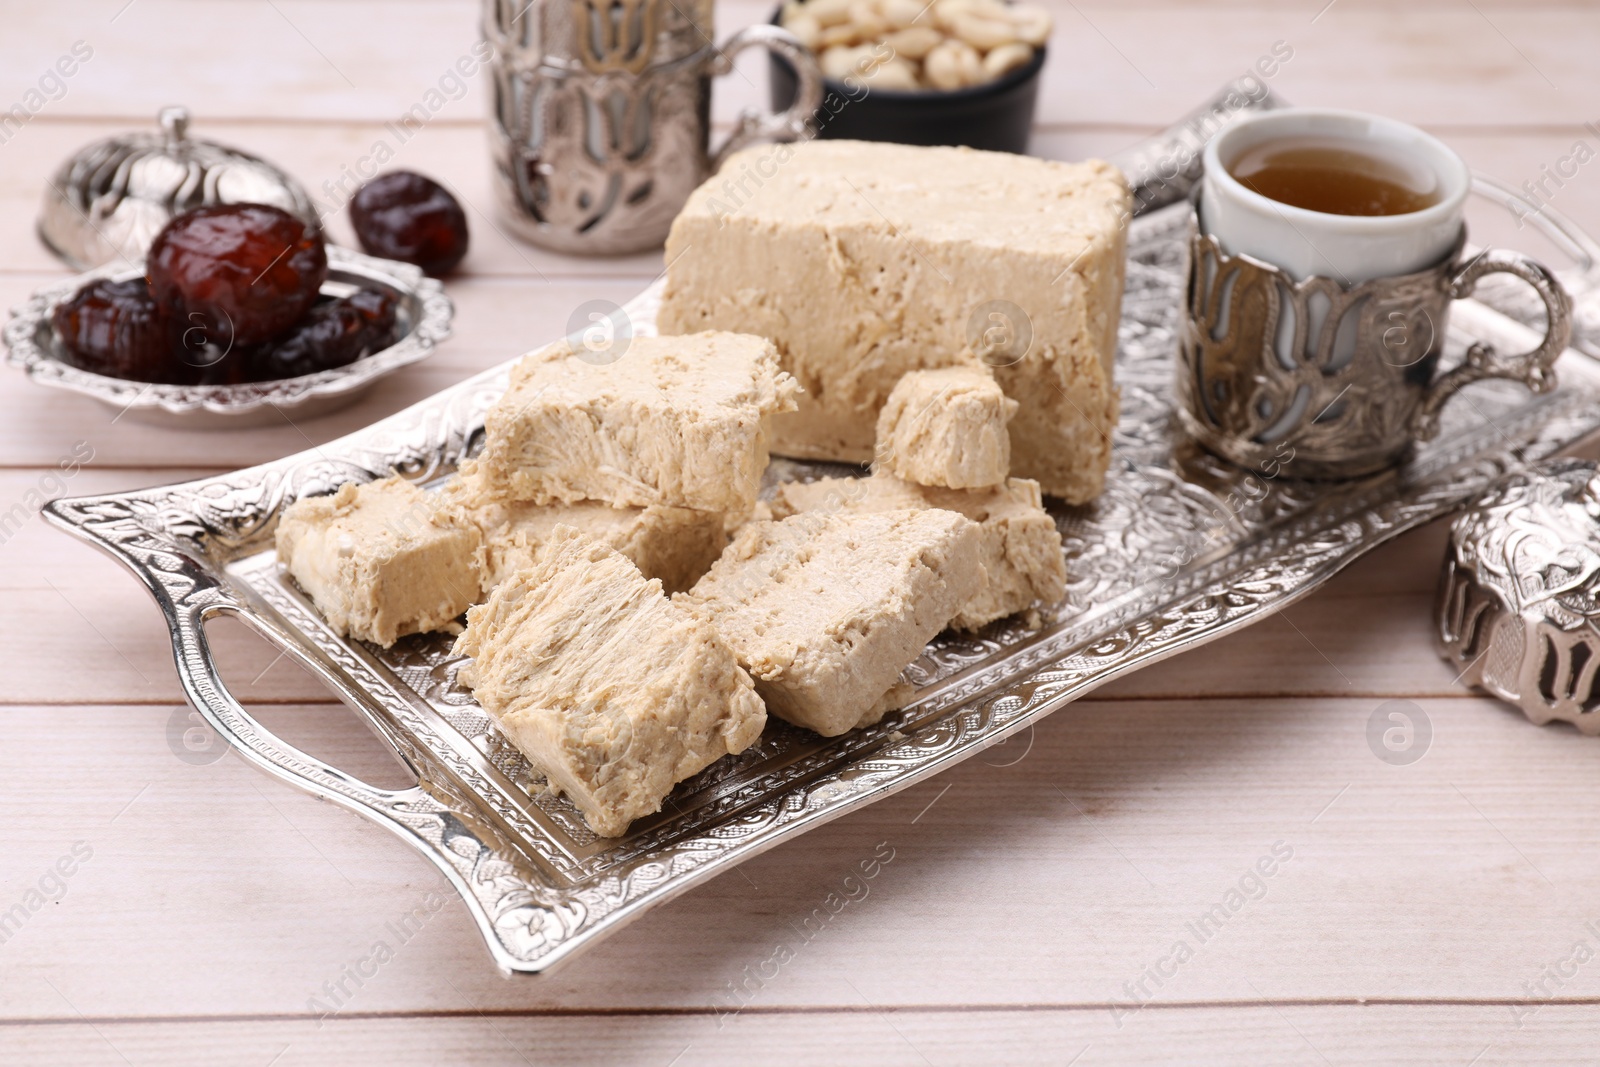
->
349, 171, 469, 276
147, 203, 328, 346
246, 289, 399, 382
51, 277, 174, 382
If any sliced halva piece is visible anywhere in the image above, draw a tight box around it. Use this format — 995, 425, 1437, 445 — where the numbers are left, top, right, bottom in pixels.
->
875, 366, 1019, 489
658, 139, 1129, 503
452, 526, 766, 838
275, 475, 483, 648
681, 508, 983, 736
445, 461, 726, 594
475, 331, 800, 522
768, 473, 1066, 630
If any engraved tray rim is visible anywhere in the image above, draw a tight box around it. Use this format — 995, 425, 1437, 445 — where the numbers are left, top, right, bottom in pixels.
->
40, 197, 1600, 977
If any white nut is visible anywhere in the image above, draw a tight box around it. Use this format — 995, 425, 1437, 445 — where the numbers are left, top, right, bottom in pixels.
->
806, 0, 854, 28
820, 43, 869, 81
848, 0, 891, 37
880, 0, 925, 29
923, 44, 960, 88
950, 12, 1019, 50
1006, 3, 1052, 45
818, 21, 861, 48
954, 38, 983, 82
863, 55, 920, 90
981, 41, 1033, 80
930, 0, 977, 31
882, 25, 943, 59
785, 12, 822, 49
924, 38, 981, 90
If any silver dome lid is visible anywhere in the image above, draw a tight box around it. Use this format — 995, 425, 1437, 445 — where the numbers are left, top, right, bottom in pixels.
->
37, 106, 320, 271
1436, 459, 1600, 734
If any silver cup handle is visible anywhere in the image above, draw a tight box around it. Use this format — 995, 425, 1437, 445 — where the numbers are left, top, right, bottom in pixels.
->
1412, 249, 1573, 441
707, 25, 824, 171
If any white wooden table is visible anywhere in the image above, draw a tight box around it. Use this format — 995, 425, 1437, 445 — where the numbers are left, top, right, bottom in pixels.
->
4, 2, 1600, 1063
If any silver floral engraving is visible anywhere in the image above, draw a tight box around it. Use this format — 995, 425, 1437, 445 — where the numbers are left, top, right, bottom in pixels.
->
42, 201, 1600, 975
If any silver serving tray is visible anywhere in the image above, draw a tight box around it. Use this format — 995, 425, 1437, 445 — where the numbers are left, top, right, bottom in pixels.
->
44, 155, 1600, 978
4, 245, 453, 429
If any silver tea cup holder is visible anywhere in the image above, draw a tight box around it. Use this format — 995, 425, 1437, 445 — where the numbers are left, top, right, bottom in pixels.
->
1177, 212, 1572, 480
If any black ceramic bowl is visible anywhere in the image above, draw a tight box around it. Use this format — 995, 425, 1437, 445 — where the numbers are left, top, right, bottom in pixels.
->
767, 7, 1044, 154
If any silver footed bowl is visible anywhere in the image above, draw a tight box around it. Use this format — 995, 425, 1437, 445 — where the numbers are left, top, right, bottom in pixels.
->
2, 246, 453, 429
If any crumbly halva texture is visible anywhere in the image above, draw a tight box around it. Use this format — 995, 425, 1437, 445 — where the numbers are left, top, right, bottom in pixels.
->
475, 331, 800, 522
452, 526, 766, 838
875, 366, 1019, 489
275, 476, 483, 648
657, 139, 1129, 503
445, 461, 726, 593
681, 508, 984, 736
767, 473, 1066, 630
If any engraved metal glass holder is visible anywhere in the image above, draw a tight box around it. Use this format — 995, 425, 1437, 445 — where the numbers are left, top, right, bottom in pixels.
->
1436, 459, 1600, 734
1178, 214, 1572, 479
483, 0, 822, 255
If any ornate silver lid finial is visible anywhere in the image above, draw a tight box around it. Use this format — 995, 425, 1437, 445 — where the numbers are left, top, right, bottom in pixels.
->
158, 105, 189, 147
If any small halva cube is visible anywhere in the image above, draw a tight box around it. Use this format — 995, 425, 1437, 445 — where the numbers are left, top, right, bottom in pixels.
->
275, 476, 482, 647
452, 526, 767, 837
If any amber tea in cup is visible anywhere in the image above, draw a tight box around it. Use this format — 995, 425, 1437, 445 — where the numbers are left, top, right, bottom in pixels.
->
1227, 136, 1441, 217
1201, 109, 1470, 282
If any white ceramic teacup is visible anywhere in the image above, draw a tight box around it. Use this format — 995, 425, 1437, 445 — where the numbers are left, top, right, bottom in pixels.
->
1199, 107, 1471, 284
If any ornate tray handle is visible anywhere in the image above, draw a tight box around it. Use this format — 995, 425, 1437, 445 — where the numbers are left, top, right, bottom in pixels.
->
70, 504, 558, 973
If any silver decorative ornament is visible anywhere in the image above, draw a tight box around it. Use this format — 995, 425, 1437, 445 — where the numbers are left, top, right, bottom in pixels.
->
37, 106, 320, 271
1437, 459, 1600, 734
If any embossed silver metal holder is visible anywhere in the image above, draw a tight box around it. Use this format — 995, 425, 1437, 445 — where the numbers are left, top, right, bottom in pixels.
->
482, 0, 822, 255
1437, 459, 1600, 734
1179, 218, 1571, 480
3, 246, 452, 430
42, 194, 1600, 976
